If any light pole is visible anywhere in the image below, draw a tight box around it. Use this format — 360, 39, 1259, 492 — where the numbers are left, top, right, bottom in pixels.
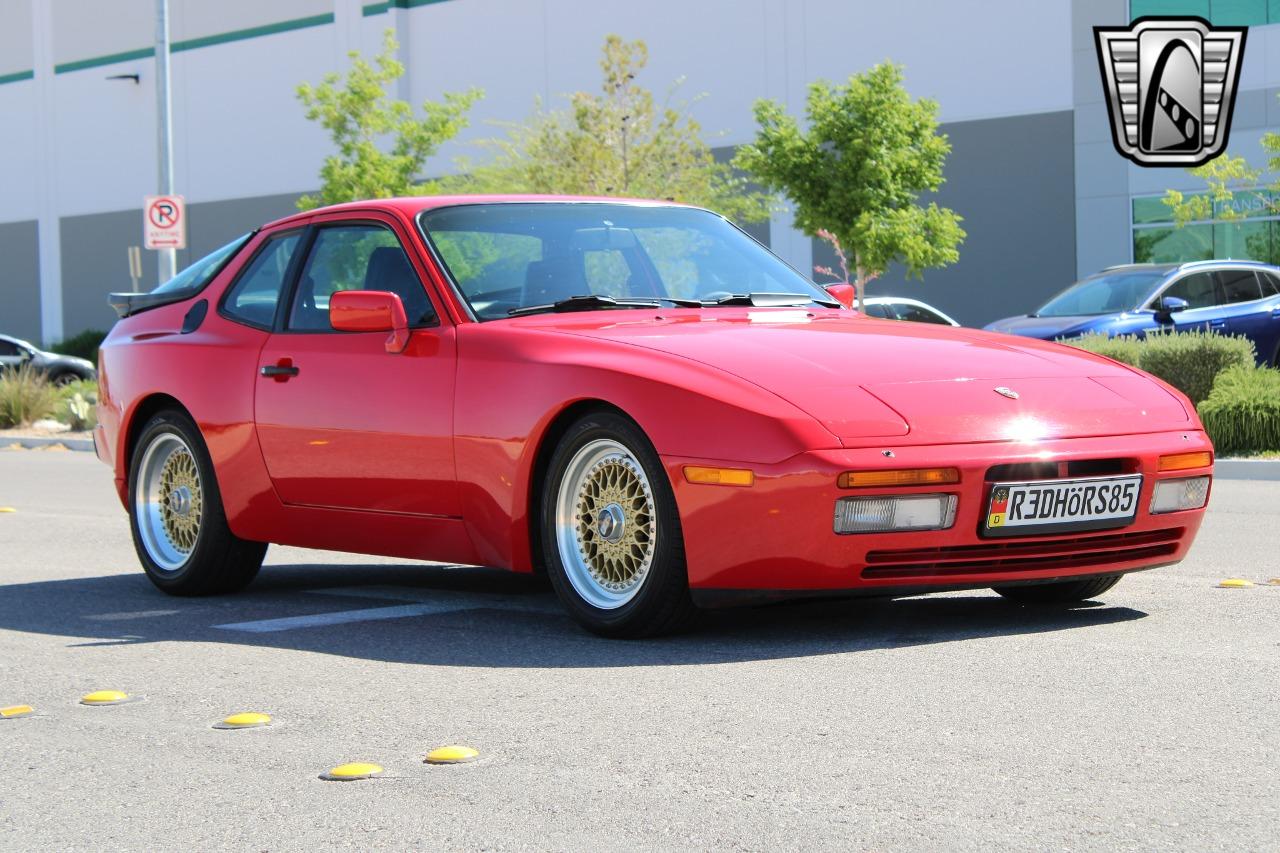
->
154, 0, 176, 283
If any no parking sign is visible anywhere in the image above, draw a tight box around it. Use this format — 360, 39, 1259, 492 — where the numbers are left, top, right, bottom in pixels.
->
144, 195, 186, 250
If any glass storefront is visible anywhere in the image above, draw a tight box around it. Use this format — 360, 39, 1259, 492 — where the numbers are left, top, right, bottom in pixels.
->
1132, 191, 1280, 264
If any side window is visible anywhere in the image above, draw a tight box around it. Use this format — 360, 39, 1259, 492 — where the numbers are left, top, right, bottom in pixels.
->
1161, 272, 1217, 310
221, 232, 302, 329
288, 224, 436, 331
1262, 272, 1280, 297
0, 340, 20, 357
1215, 270, 1262, 305
894, 303, 950, 325
862, 303, 892, 318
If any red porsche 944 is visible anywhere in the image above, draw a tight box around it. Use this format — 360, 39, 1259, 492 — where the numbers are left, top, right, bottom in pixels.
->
96, 197, 1213, 637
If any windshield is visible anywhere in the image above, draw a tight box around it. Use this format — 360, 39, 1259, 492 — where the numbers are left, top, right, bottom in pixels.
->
417, 203, 831, 319
152, 233, 252, 294
1035, 270, 1165, 317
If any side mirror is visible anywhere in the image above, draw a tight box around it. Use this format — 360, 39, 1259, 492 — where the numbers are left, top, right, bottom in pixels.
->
330, 290, 410, 353
824, 283, 856, 310
1154, 295, 1189, 323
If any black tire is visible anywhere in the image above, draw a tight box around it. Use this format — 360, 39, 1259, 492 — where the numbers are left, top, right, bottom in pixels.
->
993, 574, 1122, 604
128, 409, 266, 595
50, 372, 76, 387
540, 411, 698, 638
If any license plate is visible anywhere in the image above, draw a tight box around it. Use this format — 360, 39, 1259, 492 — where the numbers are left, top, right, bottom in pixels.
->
983, 475, 1143, 537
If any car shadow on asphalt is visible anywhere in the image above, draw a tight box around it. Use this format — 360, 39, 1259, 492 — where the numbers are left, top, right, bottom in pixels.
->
0, 561, 1149, 667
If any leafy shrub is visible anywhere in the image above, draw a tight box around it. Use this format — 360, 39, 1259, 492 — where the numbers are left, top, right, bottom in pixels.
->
53, 380, 98, 431
1139, 330, 1256, 405
48, 328, 107, 363
0, 364, 59, 428
1064, 333, 1143, 367
1064, 330, 1255, 405
1197, 365, 1280, 454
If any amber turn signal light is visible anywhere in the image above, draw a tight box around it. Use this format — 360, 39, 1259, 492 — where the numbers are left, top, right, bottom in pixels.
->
683, 466, 755, 487
837, 467, 960, 489
1158, 451, 1213, 472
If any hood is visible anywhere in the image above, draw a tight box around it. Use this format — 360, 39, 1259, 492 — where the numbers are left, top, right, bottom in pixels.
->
530, 309, 1190, 447
983, 313, 1102, 340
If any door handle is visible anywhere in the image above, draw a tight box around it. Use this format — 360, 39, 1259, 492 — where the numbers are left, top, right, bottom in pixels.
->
1209, 319, 1226, 328
260, 361, 299, 379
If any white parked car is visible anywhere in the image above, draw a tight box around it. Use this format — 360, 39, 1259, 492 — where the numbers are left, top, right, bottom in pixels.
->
861, 297, 960, 326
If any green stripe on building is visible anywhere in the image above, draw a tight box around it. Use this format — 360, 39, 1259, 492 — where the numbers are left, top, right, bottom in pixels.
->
54, 12, 336, 75
0, 69, 34, 86
365, 0, 453, 13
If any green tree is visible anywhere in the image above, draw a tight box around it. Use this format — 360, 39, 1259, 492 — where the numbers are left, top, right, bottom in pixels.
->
733, 62, 965, 310
435, 35, 770, 224
1161, 133, 1280, 228
296, 30, 481, 210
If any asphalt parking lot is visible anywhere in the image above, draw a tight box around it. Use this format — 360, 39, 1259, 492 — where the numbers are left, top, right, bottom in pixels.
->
0, 449, 1277, 851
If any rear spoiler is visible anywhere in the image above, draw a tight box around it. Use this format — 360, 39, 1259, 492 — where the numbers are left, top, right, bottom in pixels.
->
108, 290, 197, 319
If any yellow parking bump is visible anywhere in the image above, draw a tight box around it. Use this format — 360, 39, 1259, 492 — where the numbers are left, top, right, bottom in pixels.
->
213, 712, 271, 730
320, 762, 384, 781
0, 507, 16, 513
80, 690, 135, 706
1, 705, 34, 719
1218, 578, 1255, 589
1268, 578, 1280, 586
425, 745, 480, 765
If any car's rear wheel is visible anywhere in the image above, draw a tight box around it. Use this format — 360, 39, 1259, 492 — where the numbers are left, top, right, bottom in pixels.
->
129, 410, 266, 595
541, 411, 697, 638
993, 575, 1121, 603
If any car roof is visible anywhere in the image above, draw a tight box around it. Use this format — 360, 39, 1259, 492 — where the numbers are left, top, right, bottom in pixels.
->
260, 195, 697, 231
1097, 260, 1280, 276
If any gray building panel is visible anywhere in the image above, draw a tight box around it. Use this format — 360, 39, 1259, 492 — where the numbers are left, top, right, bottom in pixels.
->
58, 192, 303, 336
0, 220, 41, 343
813, 110, 1078, 327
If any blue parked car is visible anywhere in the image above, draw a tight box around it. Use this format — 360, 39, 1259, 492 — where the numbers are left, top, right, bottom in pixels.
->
985, 261, 1280, 366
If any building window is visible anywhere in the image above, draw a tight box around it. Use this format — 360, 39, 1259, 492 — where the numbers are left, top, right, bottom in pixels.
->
1130, 0, 1276, 25
1132, 191, 1279, 263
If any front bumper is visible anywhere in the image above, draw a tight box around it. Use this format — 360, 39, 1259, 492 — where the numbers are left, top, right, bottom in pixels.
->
664, 429, 1211, 595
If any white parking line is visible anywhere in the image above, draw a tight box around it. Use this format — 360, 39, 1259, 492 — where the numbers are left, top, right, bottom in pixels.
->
211, 585, 557, 634
213, 602, 472, 634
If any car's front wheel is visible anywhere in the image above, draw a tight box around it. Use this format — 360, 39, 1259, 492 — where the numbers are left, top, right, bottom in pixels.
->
993, 575, 1121, 603
129, 410, 266, 595
541, 411, 697, 638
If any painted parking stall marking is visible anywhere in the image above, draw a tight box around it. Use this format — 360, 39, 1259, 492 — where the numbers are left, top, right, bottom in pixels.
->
212, 584, 558, 634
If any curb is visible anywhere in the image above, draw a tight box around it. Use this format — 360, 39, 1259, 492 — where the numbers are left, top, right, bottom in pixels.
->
1215, 459, 1280, 481
2, 436, 95, 453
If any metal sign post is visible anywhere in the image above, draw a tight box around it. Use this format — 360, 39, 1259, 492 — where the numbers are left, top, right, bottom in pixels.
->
155, 0, 176, 283
128, 246, 142, 292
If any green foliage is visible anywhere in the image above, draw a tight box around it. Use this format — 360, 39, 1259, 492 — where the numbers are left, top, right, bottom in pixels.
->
734, 62, 965, 308
297, 30, 481, 209
0, 364, 59, 428
433, 35, 770, 224
54, 379, 98, 430
48, 328, 106, 363
1162, 94, 1280, 225
1063, 332, 1143, 367
1138, 330, 1256, 405
1197, 364, 1280, 453
1063, 330, 1255, 405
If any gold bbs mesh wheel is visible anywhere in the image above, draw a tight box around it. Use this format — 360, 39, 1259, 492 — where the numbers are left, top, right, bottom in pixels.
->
135, 432, 204, 571
554, 438, 658, 609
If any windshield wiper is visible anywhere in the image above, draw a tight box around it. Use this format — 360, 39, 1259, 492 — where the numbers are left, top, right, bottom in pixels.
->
508, 294, 702, 317
708, 291, 840, 308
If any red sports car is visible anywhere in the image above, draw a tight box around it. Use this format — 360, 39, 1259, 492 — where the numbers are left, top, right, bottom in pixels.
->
96, 196, 1213, 637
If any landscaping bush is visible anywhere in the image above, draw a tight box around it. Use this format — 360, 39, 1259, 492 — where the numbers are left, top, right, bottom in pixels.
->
1197, 365, 1280, 455
1064, 330, 1255, 405
55, 379, 99, 431
1063, 333, 1143, 367
1139, 330, 1256, 405
48, 328, 107, 363
0, 364, 59, 428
